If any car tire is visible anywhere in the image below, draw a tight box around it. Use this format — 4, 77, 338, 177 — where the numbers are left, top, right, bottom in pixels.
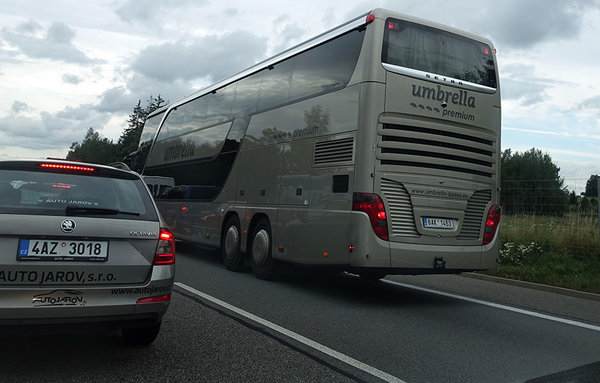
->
221, 215, 244, 271
249, 218, 276, 280
122, 322, 161, 346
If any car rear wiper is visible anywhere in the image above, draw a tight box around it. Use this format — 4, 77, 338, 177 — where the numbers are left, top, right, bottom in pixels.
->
65, 206, 141, 216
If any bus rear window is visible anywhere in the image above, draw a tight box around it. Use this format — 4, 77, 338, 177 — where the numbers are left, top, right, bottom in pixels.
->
382, 18, 497, 89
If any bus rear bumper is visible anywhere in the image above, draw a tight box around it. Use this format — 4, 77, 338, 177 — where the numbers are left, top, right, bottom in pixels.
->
389, 242, 487, 270
349, 229, 499, 273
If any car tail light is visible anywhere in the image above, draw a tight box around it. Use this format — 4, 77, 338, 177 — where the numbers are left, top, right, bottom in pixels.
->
40, 163, 95, 172
137, 294, 171, 304
483, 205, 501, 245
154, 228, 175, 265
353, 193, 389, 241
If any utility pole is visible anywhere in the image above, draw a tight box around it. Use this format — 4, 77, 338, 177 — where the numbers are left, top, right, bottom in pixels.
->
597, 175, 600, 249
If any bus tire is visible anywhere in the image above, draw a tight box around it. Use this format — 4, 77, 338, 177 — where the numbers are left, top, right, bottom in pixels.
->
250, 217, 275, 280
221, 215, 243, 271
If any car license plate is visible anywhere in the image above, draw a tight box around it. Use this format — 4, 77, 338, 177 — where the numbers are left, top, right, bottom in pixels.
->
423, 217, 454, 229
17, 239, 108, 262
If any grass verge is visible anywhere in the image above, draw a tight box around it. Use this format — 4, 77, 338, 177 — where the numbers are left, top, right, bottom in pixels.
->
483, 214, 600, 294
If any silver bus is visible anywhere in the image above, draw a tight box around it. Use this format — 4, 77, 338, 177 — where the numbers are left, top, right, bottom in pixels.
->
130, 8, 501, 280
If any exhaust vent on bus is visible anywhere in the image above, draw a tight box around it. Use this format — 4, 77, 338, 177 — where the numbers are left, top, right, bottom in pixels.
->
380, 178, 420, 238
313, 137, 354, 166
378, 123, 495, 180
457, 190, 492, 240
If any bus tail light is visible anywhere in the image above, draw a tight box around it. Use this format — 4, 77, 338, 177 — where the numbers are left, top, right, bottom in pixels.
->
154, 228, 175, 265
353, 193, 389, 241
482, 205, 501, 245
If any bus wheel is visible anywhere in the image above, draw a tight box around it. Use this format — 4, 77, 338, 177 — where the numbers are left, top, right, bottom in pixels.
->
221, 215, 243, 271
250, 218, 275, 280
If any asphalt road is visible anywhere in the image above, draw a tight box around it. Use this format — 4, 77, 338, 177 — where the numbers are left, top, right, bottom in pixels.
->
1, 245, 599, 382
173, 245, 600, 383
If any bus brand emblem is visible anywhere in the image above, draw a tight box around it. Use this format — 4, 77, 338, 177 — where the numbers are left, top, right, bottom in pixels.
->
411, 84, 476, 108
61, 219, 76, 233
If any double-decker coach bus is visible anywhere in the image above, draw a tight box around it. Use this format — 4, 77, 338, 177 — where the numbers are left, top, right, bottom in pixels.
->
130, 8, 501, 280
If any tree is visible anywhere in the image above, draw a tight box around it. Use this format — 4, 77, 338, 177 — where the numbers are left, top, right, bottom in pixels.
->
500, 148, 569, 215
568, 190, 577, 205
66, 127, 119, 164
118, 95, 167, 160
65, 95, 167, 167
579, 196, 591, 216
585, 174, 599, 197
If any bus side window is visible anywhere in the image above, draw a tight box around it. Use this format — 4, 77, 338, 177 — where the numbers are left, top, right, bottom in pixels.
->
257, 59, 293, 112
231, 72, 263, 118
204, 84, 235, 126
290, 31, 363, 101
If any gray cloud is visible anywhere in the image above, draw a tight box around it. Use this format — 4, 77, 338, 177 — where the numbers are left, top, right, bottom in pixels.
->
480, 0, 599, 49
94, 74, 191, 115
575, 95, 600, 116
271, 15, 306, 53
124, 73, 191, 104
499, 64, 572, 106
1, 21, 101, 64
15, 19, 42, 34
223, 8, 239, 17
116, 0, 205, 25
94, 86, 136, 114
62, 73, 82, 84
10, 101, 29, 114
380, 0, 599, 50
0, 104, 110, 152
0, 71, 192, 156
131, 31, 267, 84
500, 64, 546, 105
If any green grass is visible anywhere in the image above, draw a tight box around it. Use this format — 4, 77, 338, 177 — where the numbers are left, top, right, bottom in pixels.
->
484, 214, 600, 294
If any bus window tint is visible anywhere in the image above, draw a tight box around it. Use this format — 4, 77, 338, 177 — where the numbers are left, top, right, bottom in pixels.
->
138, 112, 164, 148
204, 84, 235, 126
187, 96, 209, 129
231, 72, 263, 117
257, 60, 293, 111
157, 106, 186, 141
134, 112, 165, 172
290, 31, 364, 100
221, 117, 249, 153
178, 102, 198, 136
382, 18, 496, 89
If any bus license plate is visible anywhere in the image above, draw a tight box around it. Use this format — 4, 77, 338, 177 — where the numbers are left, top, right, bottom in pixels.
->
17, 239, 108, 262
423, 218, 454, 229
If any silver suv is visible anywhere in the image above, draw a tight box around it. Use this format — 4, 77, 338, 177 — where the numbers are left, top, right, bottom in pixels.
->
0, 159, 175, 345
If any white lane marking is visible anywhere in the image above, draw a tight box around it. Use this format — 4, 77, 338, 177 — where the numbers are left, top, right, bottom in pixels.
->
382, 279, 600, 333
175, 282, 406, 383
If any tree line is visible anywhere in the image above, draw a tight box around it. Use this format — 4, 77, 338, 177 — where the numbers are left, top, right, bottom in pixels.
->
66, 95, 166, 164
501, 148, 598, 216
66, 97, 598, 216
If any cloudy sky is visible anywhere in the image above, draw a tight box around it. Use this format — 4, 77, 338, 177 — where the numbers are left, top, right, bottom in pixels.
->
1, 0, 599, 190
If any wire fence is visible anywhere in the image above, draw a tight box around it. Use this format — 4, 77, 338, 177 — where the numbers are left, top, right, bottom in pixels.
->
500, 179, 600, 259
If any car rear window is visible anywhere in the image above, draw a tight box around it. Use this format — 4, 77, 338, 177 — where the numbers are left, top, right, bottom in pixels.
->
0, 168, 158, 221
